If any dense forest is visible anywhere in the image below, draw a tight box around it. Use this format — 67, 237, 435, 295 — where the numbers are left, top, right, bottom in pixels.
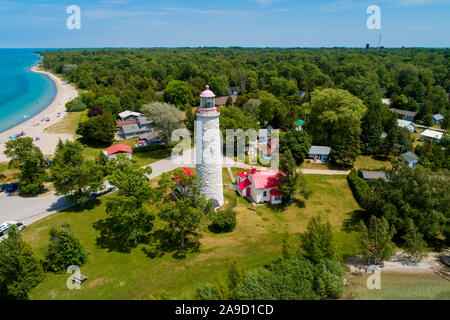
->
39, 47, 449, 167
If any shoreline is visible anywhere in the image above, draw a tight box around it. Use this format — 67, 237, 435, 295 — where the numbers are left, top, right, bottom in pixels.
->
0, 64, 79, 162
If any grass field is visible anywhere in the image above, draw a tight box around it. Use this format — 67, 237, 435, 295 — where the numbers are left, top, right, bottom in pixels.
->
22, 171, 362, 300
0, 161, 18, 183
354, 156, 392, 171
44, 111, 84, 136
343, 271, 450, 300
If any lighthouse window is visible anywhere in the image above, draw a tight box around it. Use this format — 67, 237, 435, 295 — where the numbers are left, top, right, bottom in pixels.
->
210, 147, 214, 156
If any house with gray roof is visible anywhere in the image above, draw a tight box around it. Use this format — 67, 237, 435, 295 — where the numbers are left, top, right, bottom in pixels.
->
119, 123, 150, 140
136, 116, 153, 129
401, 151, 419, 168
359, 170, 388, 185
307, 146, 331, 163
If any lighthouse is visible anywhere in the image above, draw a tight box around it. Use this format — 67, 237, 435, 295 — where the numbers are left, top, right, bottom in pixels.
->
195, 85, 224, 207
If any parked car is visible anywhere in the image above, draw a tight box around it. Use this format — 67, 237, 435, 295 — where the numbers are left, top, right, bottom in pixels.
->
0, 221, 26, 242
0, 184, 6, 192
5, 182, 19, 193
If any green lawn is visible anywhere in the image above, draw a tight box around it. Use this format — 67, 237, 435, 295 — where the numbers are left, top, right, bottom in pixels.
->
23, 173, 362, 300
343, 271, 450, 300
354, 156, 392, 171
44, 111, 84, 136
0, 161, 18, 183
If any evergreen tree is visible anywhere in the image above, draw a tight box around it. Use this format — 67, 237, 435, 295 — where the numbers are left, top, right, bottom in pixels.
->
45, 224, 88, 273
0, 226, 44, 300
300, 216, 335, 264
402, 218, 427, 263
360, 108, 383, 155
360, 216, 395, 264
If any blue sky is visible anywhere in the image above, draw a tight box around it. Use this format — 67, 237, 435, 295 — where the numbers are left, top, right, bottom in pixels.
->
0, 0, 449, 48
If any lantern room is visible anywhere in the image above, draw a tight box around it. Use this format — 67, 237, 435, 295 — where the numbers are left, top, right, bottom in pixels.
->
200, 85, 216, 108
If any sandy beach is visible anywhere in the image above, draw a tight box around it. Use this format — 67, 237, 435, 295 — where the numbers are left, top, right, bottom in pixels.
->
0, 66, 78, 162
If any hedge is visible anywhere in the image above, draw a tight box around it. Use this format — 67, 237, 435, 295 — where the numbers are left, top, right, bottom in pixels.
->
210, 209, 237, 233
347, 169, 370, 207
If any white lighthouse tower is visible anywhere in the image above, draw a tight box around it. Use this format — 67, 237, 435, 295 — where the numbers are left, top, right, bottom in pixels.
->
195, 85, 224, 207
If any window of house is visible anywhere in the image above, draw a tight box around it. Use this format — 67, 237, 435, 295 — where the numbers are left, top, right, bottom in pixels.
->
263, 191, 267, 197
275, 195, 282, 201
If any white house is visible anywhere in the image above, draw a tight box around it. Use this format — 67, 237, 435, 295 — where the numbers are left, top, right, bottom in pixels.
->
420, 129, 443, 142
237, 168, 283, 205
397, 119, 415, 133
103, 144, 132, 161
118, 110, 143, 122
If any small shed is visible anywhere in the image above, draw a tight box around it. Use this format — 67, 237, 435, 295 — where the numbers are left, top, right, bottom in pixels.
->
433, 114, 444, 125
401, 151, 419, 168
295, 119, 304, 131
104, 144, 133, 161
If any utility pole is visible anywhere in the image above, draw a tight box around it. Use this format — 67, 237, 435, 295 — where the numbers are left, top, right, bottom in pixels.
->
378, 33, 382, 51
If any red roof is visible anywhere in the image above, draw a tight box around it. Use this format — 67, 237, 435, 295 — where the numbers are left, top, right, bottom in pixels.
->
116, 120, 136, 127
107, 144, 132, 155
251, 170, 281, 189
238, 178, 252, 191
270, 189, 284, 196
237, 170, 249, 178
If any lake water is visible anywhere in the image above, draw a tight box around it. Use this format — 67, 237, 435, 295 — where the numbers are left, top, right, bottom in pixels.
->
0, 49, 56, 133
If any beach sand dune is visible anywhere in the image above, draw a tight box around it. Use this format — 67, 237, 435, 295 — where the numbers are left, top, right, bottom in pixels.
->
0, 66, 78, 162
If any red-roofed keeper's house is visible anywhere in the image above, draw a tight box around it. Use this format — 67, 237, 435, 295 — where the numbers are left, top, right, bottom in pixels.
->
104, 144, 132, 161
236, 167, 283, 205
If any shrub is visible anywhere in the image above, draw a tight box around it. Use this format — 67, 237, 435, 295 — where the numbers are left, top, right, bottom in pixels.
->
347, 169, 370, 206
65, 98, 87, 112
195, 283, 219, 300
210, 209, 237, 233
44, 223, 88, 273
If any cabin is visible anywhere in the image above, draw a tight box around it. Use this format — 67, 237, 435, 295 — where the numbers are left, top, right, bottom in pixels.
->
237, 168, 283, 205
228, 87, 239, 96
307, 146, 331, 163
397, 119, 415, 133
401, 151, 419, 168
104, 144, 132, 161
390, 108, 417, 122
433, 114, 444, 125
420, 129, 443, 143
381, 98, 392, 106
118, 110, 143, 122
359, 170, 388, 186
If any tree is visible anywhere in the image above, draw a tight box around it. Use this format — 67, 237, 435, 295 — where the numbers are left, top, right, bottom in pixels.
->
402, 218, 427, 263
163, 80, 192, 109
4, 137, 48, 194
44, 224, 87, 273
0, 226, 44, 300
141, 102, 184, 151
76, 112, 116, 146
258, 91, 281, 126
300, 216, 335, 263
360, 216, 395, 264
329, 126, 361, 166
360, 107, 383, 155
219, 105, 259, 135
184, 106, 195, 135
94, 95, 122, 116
65, 98, 87, 112
210, 209, 237, 233
277, 150, 310, 203
424, 86, 448, 114
305, 89, 366, 161
50, 140, 104, 204
313, 259, 345, 299
157, 168, 213, 248
279, 130, 311, 164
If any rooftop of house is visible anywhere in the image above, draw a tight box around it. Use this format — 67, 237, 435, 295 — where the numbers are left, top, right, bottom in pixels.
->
116, 120, 136, 127
295, 119, 305, 126
120, 123, 149, 135
136, 116, 152, 126
107, 144, 132, 156
308, 145, 331, 155
215, 95, 237, 106
119, 110, 143, 119
359, 170, 388, 181
251, 170, 282, 189
401, 151, 419, 162
434, 114, 444, 121
389, 108, 417, 118
397, 119, 415, 128
421, 129, 443, 140
138, 131, 160, 142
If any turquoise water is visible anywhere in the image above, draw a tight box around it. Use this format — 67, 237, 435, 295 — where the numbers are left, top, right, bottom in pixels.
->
0, 49, 56, 133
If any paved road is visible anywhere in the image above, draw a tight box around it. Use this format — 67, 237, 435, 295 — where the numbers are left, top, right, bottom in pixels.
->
0, 148, 350, 226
